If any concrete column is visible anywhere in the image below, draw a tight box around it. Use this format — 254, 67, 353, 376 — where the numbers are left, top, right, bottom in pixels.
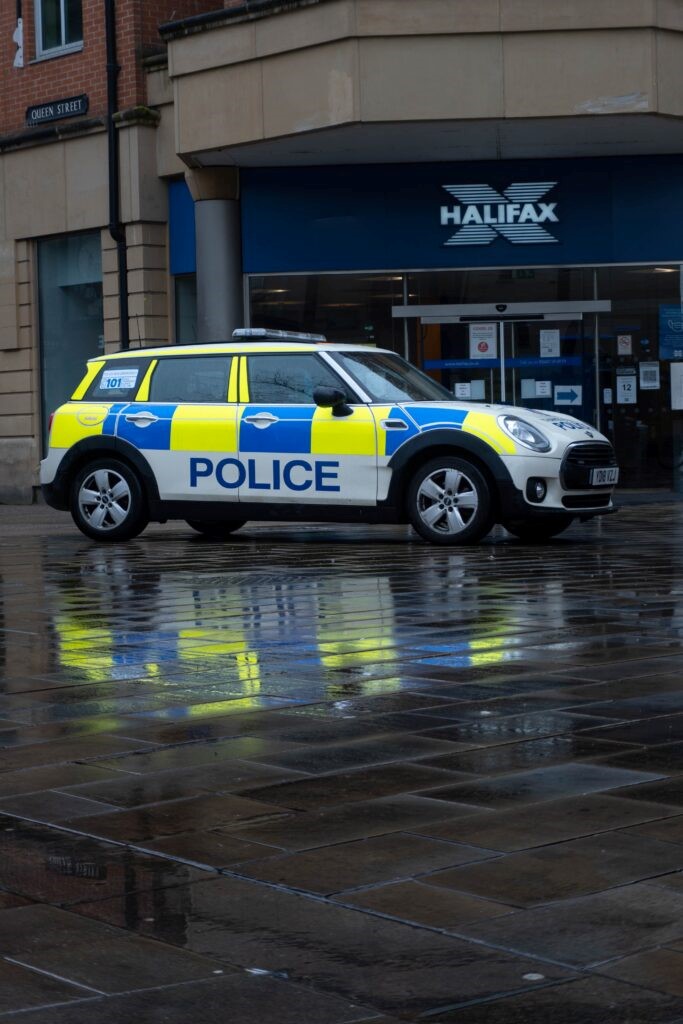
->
185, 168, 243, 342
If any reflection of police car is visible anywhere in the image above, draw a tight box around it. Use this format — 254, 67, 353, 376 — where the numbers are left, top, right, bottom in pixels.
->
40, 329, 618, 544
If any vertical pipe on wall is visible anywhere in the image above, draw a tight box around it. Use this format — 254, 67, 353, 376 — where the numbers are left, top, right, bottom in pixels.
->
105, 0, 130, 350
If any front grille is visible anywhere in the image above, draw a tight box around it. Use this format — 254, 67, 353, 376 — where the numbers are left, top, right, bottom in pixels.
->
564, 442, 617, 469
561, 442, 617, 489
562, 494, 612, 509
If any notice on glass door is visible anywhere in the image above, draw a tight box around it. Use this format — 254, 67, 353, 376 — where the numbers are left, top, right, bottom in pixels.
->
540, 329, 560, 358
536, 380, 552, 397
639, 362, 660, 390
671, 363, 683, 410
616, 367, 637, 404
469, 323, 497, 360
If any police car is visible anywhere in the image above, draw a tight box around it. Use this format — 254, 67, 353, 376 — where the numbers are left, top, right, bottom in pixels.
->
40, 329, 618, 544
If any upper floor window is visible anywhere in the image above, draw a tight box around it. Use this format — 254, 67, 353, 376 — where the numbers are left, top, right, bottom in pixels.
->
36, 0, 83, 57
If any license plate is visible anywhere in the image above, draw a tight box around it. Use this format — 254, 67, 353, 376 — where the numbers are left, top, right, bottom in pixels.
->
590, 467, 619, 486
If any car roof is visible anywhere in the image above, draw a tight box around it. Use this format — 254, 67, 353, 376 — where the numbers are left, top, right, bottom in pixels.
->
94, 342, 389, 362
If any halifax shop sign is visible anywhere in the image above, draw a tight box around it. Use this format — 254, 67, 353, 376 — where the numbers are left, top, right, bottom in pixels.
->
238, 156, 683, 274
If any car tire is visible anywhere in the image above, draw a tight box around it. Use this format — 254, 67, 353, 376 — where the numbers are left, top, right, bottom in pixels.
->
503, 514, 574, 542
186, 519, 247, 539
70, 458, 148, 542
407, 456, 494, 545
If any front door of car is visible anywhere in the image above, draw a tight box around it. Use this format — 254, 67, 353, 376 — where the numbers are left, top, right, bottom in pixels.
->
115, 353, 239, 502
238, 352, 378, 505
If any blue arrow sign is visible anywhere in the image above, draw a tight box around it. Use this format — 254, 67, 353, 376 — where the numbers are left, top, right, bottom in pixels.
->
556, 389, 579, 402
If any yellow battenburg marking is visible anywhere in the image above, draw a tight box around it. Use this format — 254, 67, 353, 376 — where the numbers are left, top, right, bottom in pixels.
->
369, 406, 394, 457
71, 361, 104, 399
135, 360, 158, 401
311, 406, 376, 455
462, 410, 517, 455
239, 357, 250, 401
170, 405, 238, 452
228, 358, 239, 402
50, 403, 110, 448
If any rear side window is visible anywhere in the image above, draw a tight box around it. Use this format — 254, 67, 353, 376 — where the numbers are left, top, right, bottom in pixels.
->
87, 360, 150, 400
149, 356, 232, 403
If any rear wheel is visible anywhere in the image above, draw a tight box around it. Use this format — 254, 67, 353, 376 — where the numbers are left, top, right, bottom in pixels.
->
503, 514, 574, 542
71, 459, 148, 542
407, 457, 493, 545
186, 519, 246, 539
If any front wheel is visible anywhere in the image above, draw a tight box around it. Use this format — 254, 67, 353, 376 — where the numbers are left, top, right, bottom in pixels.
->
71, 459, 148, 542
407, 457, 493, 545
503, 514, 574, 542
186, 519, 246, 539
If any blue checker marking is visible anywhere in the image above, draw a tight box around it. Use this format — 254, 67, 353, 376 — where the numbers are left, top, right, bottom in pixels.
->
407, 406, 468, 430
116, 404, 176, 451
102, 403, 129, 437
385, 406, 420, 456
240, 405, 313, 454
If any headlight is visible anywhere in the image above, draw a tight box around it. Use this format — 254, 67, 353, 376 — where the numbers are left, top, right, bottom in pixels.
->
498, 415, 551, 452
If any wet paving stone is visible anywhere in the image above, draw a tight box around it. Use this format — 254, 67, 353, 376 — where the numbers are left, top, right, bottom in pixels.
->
333, 879, 514, 929
135, 829, 277, 868
580, 712, 683, 746
457, 882, 683, 967
596, 947, 683, 998
414, 794, 681, 852
417, 735, 637, 777
0, 790, 119, 822
0, 904, 231, 993
0, 816, 214, 905
227, 795, 482, 852
417, 763, 665, 809
62, 792, 289, 843
1, 974, 384, 1024
68, 874, 574, 1016
426, 831, 683, 906
417, 711, 623, 747
429, 977, 683, 1023
238, 762, 466, 810
5, 506, 683, 1017
0, 960, 86, 1015
91, 736, 307, 776
233, 833, 497, 895
239, 734, 468, 774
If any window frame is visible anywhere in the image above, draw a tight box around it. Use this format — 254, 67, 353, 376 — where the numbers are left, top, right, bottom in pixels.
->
146, 354, 235, 405
35, 0, 83, 59
243, 351, 360, 405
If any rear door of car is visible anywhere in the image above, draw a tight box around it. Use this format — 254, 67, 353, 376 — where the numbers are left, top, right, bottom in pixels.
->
115, 353, 240, 502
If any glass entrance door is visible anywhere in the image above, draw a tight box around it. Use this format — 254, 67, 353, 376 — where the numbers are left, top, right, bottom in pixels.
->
421, 316, 598, 427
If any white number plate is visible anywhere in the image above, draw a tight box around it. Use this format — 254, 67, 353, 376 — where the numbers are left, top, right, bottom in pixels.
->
590, 467, 619, 486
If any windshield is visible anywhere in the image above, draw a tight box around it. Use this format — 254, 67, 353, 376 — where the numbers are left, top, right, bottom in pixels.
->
333, 351, 452, 403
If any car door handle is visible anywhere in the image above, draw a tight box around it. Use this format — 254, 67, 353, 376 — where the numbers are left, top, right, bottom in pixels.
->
125, 412, 159, 426
381, 419, 409, 431
244, 413, 279, 428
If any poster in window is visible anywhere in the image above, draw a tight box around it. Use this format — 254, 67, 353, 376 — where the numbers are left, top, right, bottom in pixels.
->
469, 323, 497, 360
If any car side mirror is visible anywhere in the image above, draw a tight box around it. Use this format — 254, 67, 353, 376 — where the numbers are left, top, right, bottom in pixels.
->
313, 386, 353, 418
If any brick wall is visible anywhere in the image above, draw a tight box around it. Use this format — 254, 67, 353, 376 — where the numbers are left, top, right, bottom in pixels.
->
0, 1, 211, 137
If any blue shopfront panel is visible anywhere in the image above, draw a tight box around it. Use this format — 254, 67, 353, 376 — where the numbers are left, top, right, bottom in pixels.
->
239, 156, 683, 274
169, 179, 196, 276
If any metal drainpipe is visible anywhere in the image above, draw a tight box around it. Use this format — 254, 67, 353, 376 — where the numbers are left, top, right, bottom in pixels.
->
105, 0, 130, 350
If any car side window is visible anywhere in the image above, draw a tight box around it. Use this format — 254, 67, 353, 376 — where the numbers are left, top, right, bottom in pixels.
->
246, 354, 355, 404
149, 356, 232, 403
86, 359, 150, 401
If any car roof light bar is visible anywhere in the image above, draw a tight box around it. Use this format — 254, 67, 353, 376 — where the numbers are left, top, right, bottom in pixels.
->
232, 328, 327, 342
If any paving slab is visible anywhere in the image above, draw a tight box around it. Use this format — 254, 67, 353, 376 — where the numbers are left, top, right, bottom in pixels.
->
4, 505, 683, 1018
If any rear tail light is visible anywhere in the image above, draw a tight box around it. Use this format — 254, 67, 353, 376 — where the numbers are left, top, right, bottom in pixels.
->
47, 412, 55, 439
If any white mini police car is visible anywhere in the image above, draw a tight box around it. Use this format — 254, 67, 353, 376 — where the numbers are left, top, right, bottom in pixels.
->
40, 329, 618, 544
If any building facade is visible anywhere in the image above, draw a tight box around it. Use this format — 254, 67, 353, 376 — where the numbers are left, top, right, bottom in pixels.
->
3, 0, 683, 500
